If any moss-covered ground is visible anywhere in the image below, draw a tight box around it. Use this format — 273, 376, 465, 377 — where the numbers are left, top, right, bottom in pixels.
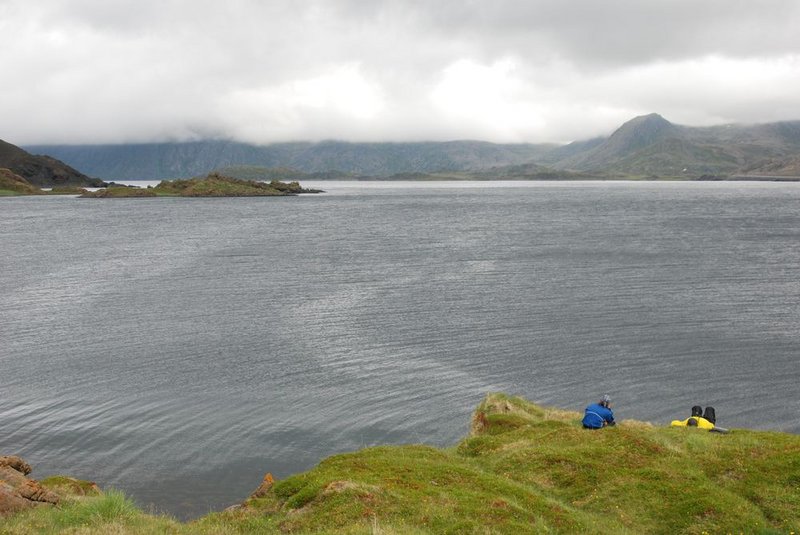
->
3, 393, 798, 534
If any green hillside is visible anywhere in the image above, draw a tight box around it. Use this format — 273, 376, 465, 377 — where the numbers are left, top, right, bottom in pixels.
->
0, 139, 105, 187
551, 114, 800, 178
3, 393, 798, 534
605, 137, 742, 176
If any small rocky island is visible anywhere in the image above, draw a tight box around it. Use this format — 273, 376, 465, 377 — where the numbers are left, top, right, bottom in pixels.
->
80, 173, 323, 198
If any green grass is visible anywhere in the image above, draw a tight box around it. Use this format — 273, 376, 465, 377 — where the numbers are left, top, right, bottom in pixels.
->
39, 476, 100, 496
0, 188, 23, 196
0, 489, 180, 534
45, 186, 89, 195
80, 187, 157, 198
4, 393, 799, 534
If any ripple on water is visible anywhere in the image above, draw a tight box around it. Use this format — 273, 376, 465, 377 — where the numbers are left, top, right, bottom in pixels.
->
1, 181, 799, 519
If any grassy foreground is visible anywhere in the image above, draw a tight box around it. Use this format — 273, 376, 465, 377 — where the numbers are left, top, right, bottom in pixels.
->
3, 394, 799, 534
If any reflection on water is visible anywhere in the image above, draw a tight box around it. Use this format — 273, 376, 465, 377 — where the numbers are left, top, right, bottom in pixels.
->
1, 181, 799, 519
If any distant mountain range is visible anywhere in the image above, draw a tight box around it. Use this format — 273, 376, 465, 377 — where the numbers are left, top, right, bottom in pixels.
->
541, 113, 800, 177
21, 140, 556, 181
19, 114, 800, 180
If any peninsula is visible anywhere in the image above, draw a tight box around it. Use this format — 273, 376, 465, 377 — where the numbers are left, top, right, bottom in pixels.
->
2, 394, 798, 533
0, 139, 105, 188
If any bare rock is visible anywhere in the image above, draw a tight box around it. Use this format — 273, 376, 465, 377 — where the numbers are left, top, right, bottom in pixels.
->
16, 479, 59, 504
0, 482, 35, 515
0, 455, 32, 475
249, 472, 275, 499
0, 456, 59, 517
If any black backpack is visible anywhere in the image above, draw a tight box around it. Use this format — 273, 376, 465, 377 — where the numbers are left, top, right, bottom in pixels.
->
703, 406, 716, 424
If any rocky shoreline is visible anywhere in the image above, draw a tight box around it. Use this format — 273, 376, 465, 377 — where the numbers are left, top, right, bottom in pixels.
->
0, 454, 270, 519
0, 456, 62, 516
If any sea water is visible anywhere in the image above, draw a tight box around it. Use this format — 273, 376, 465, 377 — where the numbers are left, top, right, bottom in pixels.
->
1, 180, 798, 519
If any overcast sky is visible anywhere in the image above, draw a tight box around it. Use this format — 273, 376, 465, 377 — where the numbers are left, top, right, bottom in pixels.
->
2, 0, 800, 145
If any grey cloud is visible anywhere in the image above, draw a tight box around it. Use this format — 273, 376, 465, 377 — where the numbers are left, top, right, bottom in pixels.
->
1, 0, 799, 144
415, 1, 800, 63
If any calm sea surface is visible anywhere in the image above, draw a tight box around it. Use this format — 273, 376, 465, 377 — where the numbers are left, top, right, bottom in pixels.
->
1, 181, 799, 519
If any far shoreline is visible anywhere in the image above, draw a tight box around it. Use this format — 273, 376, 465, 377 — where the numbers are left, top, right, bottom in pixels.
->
115, 175, 800, 184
